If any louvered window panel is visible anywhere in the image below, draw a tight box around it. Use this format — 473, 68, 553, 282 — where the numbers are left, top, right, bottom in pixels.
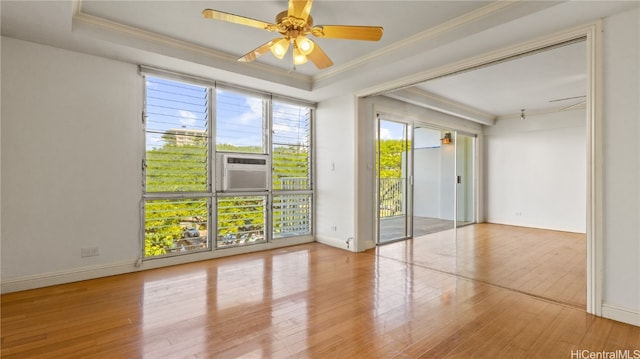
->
272, 102, 311, 190
217, 196, 267, 248
145, 77, 209, 193
216, 88, 266, 153
273, 194, 312, 238
144, 198, 209, 257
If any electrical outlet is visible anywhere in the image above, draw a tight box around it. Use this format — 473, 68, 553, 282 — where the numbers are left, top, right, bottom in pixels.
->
81, 247, 99, 257
331, 225, 337, 231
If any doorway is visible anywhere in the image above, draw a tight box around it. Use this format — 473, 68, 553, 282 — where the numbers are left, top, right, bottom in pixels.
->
376, 119, 476, 244
361, 26, 599, 314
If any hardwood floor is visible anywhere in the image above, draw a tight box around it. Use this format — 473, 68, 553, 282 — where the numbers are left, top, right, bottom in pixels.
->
2, 224, 638, 358
376, 223, 587, 308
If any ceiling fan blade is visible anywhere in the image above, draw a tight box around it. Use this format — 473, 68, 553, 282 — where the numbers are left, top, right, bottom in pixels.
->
202, 9, 276, 31
238, 38, 281, 62
312, 25, 383, 41
288, 0, 313, 22
306, 42, 333, 69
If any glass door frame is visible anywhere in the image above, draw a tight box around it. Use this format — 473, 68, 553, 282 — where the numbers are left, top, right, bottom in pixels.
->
376, 115, 413, 244
454, 131, 477, 228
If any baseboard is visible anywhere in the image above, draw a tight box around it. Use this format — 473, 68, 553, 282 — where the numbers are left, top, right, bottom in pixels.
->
359, 238, 376, 252
602, 303, 640, 327
1, 260, 137, 294
315, 235, 353, 252
484, 218, 586, 234
1, 236, 316, 294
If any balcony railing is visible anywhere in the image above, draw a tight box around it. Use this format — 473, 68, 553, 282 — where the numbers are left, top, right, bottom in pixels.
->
279, 177, 309, 190
379, 177, 405, 218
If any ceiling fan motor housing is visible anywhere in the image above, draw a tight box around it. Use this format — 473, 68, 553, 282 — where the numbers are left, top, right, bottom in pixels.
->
275, 10, 313, 39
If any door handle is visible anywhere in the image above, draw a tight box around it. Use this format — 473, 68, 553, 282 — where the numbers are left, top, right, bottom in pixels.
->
457, 176, 461, 184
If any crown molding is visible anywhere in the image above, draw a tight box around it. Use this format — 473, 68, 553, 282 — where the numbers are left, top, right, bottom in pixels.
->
72, 12, 234, 62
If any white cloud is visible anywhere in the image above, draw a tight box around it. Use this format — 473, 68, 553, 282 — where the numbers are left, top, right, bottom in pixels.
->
273, 123, 296, 133
236, 97, 263, 125
379, 128, 393, 140
178, 110, 197, 127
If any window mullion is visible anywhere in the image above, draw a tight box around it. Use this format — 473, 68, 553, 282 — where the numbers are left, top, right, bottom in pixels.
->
208, 86, 215, 193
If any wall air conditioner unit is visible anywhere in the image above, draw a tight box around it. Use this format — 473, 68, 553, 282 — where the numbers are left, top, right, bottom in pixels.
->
217, 153, 269, 192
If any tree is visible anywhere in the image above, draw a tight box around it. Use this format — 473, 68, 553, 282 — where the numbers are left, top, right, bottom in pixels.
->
377, 139, 410, 178
377, 139, 410, 218
145, 140, 208, 256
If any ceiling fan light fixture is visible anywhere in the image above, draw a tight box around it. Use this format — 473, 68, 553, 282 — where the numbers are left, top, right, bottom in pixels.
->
293, 46, 308, 65
202, 0, 384, 69
270, 38, 290, 59
295, 35, 315, 55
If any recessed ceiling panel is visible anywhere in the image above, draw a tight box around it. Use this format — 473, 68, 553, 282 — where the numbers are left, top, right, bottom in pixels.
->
79, 1, 492, 75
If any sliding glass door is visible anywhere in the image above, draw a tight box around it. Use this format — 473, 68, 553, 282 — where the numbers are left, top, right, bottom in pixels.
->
412, 127, 456, 237
456, 133, 476, 227
376, 117, 476, 244
376, 118, 410, 243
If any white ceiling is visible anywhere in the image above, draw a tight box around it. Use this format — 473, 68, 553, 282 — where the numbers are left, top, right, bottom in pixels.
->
2, 1, 638, 123
411, 40, 587, 119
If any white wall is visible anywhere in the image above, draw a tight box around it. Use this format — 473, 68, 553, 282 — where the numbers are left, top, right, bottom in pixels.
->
413, 148, 441, 218
1, 37, 142, 284
413, 128, 442, 218
413, 130, 474, 222
484, 109, 587, 233
413, 145, 456, 221
315, 94, 355, 250
601, 7, 640, 324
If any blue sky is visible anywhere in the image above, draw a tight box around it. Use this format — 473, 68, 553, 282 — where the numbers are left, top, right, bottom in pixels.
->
379, 119, 407, 141
145, 76, 308, 150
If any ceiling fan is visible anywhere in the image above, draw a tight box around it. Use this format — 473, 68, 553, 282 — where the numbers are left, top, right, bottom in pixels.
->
202, 0, 383, 69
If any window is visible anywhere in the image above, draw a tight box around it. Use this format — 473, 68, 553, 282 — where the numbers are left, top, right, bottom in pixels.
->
272, 101, 311, 191
273, 194, 311, 238
144, 198, 209, 256
216, 88, 267, 153
272, 101, 313, 238
145, 77, 209, 192
142, 72, 313, 259
217, 195, 267, 247
143, 76, 211, 258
